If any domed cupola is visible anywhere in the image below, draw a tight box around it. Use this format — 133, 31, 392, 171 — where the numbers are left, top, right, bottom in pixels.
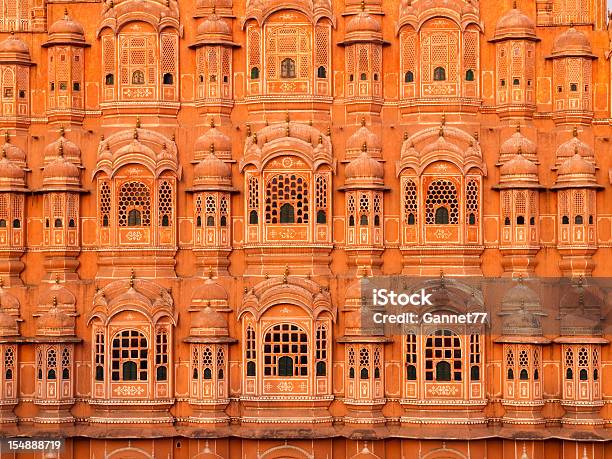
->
549, 27, 596, 59
344, 4, 382, 43
553, 150, 602, 190
194, 120, 232, 161
343, 143, 385, 190
190, 6, 237, 48
190, 274, 229, 309
43, 9, 87, 47
346, 118, 382, 160
498, 151, 542, 189
498, 125, 538, 165
554, 127, 595, 169
491, 3, 538, 42
36, 299, 75, 337
192, 144, 234, 192
0, 309, 18, 337
0, 149, 26, 192
42, 144, 82, 191
0, 33, 32, 64
1, 133, 25, 168
189, 305, 229, 337
43, 127, 82, 166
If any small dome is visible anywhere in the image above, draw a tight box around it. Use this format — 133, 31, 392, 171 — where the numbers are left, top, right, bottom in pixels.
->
1, 134, 25, 168
0, 34, 31, 62
43, 128, 82, 165
0, 151, 25, 190
197, 11, 231, 37
42, 147, 81, 189
499, 153, 539, 187
38, 283, 76, 309
550, 27, 594, 58
554, 152, 601, 189
346, 10, 381, 35
0, 310, 18, 337
346, 148, 383, 180
493, 6, 536, 41
48, 9, 85, 37
191, 305, 228, 329
346, 119, 382, 158
191, 277, 229, 306
345, 279, 362, 302
555, 127, 594, 168
194, 122, 231, 160
0, 285, 20, 313
193, 148, 232, 190
499, 126, 537, 164
37, 306, 74, 337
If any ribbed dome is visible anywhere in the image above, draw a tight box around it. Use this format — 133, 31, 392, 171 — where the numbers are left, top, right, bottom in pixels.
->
1, 134, 25, 167
191, 305, 228, 330
48, 9, 85, 37
493, 6, 536, 41
550, 27, 594, 58
344, 146, 384, 189
553, 152, 601, 189
42, 147, 81, 189
555, 128, 594, 168
191, 277, 229, 305
346, 119, 381, 158
193, 148, 233, 191
499, 126, 537, 164
38, 283, 76, 309
37, 306, 74, 336
0, 151, 25, 190
43, 128, 82, 165
197, 11, 231, 37
346, 10, 381, 34
0, 34, 30, 57
498, 153, 540, 188
194, 122, 231, 160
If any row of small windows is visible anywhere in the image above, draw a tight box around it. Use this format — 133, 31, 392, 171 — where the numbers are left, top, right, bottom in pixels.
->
349, 72, 379, 82
0, 219, 20, 228
561, 215, 593, 225
2, 88, 26, 98
348, 214, 380, 227
565, 367, 598, 381
557, 84, 589, 93
50, 82, 81, 91
403, 68, 475, 83
104, 72, 174, 85
45, 218, 75, 228
250, 61, 327, 80
248, 208, 327, 225
500, 78, 533, 87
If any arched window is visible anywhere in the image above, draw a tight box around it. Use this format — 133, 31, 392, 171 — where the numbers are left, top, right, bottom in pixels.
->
68, 219, 75, 228
349, 215, 355, 226
54, 218, 63, 228
425, 329, 462, 382
406, 365, 417, 380
507, 368, 514, 380
132, 70, 145, 85
246, 361, 256, 377
281, 58, 296, 78
360, 214, 368, 225
519, 369, 529, 380
471, 366, 480, 381
465, 69, 474, 81
562, 215, 570, 224
575, 215, 583, 224
119, 181, 151, 227
46, 349, 57, 379
426, 179, 458, 225
434, 67, 446, 81
105, 73, 114, 85
0, 219, 5, 227
566, 368, 573, 379
128, 209, 141, 226
250, 67, 260, 79
317, 66, 327, 78
316, 361, 326, 376
405, 71, 414, 83
579, 368, 588, 381
263, 323, 308, 377
163, 73, 174, 85
249, 210, 258, 224
265, 174, 309, 224
155, 329, 169, 381
95, 332, 104, 381
278, 356, 294, 376
435, 207, 449, 224
280, 203, 295, 223
360, 72, 367, 81
317, 210, 326, 224
517, 215, 525, 225
111, 330, 148, 382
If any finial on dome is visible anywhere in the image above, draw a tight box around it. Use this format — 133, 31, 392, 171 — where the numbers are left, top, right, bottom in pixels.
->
574, 145, 579, 155
9, 30, 14, 36
100, 134, 105, 141
252, 132, 258, 144
264, 118, 269, 126
439, 269, 446, 288
360, 0, 365, 11
55, 274, 60, 284
327, 125, 332, 137
285, 111, 290, 123
404, 131, 409, 141
211, 4, 216, 14
516, 124, 521, 133
210, 118, 215, 128
52, 296, 57, 308
133, 128, 138, 140
58, 142, 64, 157
573, 126, 578, 137
1, 148, 5, 159
512, 0, 517, 8
129, 268, 135, 288
285, 123, 290, 137
309, 119, 313, 126
210, 143, 215, 155
63, 7, 69, 18
4, 131, 9, 143
171, 132, 176, 142
208, 267, 213, 279
517, 145, 523, 155
246, 123, 251, 137
318, 134, 323, 145
362, 141, 367, 152
474, 132, 479, 142
283, 265, 289, 284
361, 117, 366, 127
441, 113, 446, 126
439, 127, 444, 137
59, 125, 65, 137
0, 277, 4, 288
135, 116, 141, 129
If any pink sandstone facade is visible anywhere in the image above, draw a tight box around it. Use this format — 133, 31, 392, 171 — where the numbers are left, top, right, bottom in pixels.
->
0, 0, 612, 457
